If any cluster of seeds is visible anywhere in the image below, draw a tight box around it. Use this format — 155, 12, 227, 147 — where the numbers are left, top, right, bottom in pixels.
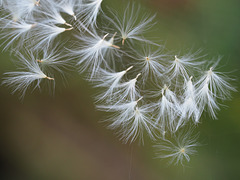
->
0, 0, 236, 165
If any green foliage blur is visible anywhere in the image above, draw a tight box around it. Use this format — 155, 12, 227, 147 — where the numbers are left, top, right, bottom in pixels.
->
0, 0, 239, 179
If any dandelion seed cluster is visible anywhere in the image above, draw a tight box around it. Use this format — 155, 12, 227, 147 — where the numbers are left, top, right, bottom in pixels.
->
0, 0, 236, 165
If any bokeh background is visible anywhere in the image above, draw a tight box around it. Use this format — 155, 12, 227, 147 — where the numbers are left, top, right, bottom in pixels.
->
0, 0, 240, 179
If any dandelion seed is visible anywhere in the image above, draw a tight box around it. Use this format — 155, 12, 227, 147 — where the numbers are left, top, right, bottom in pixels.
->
113, 73, 141, 102
167, 50, 204, 82
176, 76, 200, 131
106, 3, 156, 45
30, 23, 72, 50
97, 97, 144, 134
195, 75, 219, 119
68, 31, 120, 78
93, 66, 133, 102
197, 60, 236, 100
2, 50, 54, 99
154, 127, 200, 165
154, 84, 180, 133
36, 44, 73, 74
130, 45, 166, 83
195, 59, 236, 119
0, 19, 36, 50
120, 104, 156, 144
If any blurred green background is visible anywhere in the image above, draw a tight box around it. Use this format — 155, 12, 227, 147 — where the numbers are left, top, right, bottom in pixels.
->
0, 0, 240, 179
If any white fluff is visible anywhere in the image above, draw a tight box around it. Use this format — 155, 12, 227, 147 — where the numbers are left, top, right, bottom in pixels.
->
0, 18, 36, 50
93, 66, 133, 102
195, 62, 236, 119
107, 3, 156, 45
97, 97, 156, 144
30, 23, 73, 50
68, 31, 119, 78
113, 73, 141, 102
38, 3, 70, 26
120, 105, 156, 144
167, 51, 204, 82
130, 45, 166, 83
81, 0, 103, 27
36, 45, 73, 74
195, 70, 220, 119
198, 65, 236, 100
5, 0, 40, 20
154, 85, 180, 133
176, 76, 200, 131
97, 97, 142, 128
154, 127, 200, 165
56, 0, 82, 20
2, 50, 54, 99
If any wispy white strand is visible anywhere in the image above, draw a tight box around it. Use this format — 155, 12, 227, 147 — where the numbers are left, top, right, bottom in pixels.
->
81, 0, 103, 27
0, 18, 36, 50
56, 0, 82, 20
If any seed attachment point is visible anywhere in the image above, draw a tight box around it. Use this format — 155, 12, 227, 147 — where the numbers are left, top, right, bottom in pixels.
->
45, 76, 54, 80
122, 38, 126, 45
72, 14, 77, 20
35, 0, 40, 6
126, 66, 133, 72
64, 22, 72, 27
65, 27, 73, 31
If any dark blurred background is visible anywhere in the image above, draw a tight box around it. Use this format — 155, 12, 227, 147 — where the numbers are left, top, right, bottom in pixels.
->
0, 0, 240, 179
